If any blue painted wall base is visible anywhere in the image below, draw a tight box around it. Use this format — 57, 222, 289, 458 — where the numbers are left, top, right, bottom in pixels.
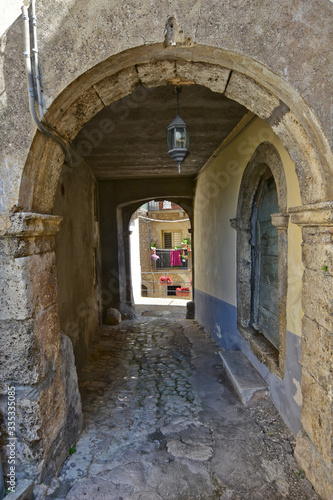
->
195, 288, 302, 436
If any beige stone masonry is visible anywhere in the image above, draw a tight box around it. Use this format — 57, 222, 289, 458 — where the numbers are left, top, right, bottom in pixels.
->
291, 201, 333, 500
0, 212, 82, 484
93, 66, 139, 107
137, 60, 176, 88
295, 430, 333, 500
289, 202, 333, 227
175, 61, 230, 94
271, 212, 289, 229
225, 71, 280, 120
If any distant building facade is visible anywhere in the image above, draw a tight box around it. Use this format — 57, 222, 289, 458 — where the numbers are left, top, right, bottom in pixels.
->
131, 201, 192, 300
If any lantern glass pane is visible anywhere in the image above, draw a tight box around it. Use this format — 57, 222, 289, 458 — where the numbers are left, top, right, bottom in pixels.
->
175, 127, 186, 148
167, 128, 174, 150
185, 129, 190, 149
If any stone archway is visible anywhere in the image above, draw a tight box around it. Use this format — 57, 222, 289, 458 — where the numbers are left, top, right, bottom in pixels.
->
1, 44, 332, 497
117, 196, 193, 315
18, 46, 332, 215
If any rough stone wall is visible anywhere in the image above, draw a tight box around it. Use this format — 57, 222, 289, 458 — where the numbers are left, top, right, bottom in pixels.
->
0, 1, 332, 497
52, 160, 101, 375
193, 118, 332, 499
0, 214, 82, 489
0, 0, 332, 215
290, 204, 333, 500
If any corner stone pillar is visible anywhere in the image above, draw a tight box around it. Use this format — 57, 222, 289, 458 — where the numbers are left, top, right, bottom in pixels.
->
290, 202, 333, 500
0, 213, 82, 487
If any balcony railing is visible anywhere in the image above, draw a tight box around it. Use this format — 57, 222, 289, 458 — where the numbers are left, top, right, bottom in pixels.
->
154, 249, 189, 269
141, 278, 192, 299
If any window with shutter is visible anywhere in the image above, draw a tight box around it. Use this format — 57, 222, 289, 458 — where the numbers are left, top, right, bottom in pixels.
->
173, 232, 182, 248
164, 232, 172, 248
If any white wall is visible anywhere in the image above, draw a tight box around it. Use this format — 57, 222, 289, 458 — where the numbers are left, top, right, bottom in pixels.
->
130, 217, 142, 302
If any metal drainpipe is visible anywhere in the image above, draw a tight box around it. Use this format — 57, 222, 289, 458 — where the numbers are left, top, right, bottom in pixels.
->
22, 2, 72, 165
31, 0, 44, 120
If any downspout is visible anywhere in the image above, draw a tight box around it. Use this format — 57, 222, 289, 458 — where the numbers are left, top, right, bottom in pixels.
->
22, 1, 72, 164
31, 0, 44, 120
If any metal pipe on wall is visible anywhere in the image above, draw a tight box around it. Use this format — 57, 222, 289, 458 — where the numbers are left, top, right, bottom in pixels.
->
21, 1, 72, 164
31, 0, 44, 120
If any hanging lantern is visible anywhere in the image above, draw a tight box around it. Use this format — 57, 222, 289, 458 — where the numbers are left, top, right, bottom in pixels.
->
167, 86, 190, 174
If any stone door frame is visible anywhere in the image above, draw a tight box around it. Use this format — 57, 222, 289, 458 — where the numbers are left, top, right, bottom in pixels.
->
233, 141, 288, 378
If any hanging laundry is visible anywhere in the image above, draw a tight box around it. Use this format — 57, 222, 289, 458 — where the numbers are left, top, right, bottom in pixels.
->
170, 249, 181, 267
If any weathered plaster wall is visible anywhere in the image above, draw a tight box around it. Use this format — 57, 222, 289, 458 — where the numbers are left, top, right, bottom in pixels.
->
0, 0, 332, 215
53, 161, 101, 375
195, 114, 303, 336
194, 115, 304, 435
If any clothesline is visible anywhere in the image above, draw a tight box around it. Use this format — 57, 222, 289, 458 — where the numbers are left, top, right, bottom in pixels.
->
138, 216, 190, 223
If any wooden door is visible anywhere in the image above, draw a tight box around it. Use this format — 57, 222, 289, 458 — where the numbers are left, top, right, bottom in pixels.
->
251, 172, 279, 349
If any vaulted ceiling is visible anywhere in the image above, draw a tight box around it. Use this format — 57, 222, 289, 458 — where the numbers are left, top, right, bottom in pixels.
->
73, 84, 247, 179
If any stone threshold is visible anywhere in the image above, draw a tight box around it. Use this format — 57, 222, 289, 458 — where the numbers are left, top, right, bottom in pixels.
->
219, 350, 268, 404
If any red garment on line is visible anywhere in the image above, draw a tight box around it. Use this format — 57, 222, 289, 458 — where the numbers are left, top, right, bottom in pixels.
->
170, 249, 181, 267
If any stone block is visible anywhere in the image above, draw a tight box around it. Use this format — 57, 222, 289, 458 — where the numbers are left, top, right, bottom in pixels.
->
38, 333, 83, 484
272, 113, 325, 205
302, 269, 333, 332
56, 87, 104, 140
0, 305, 61, 386
302, 316, 333, 385
59, 334, 82, 447
0, 257, 34, 320
301, 369, 332, 464
0, 319, 38, 385
225, 72, 279, 120
0, 251, 57, 321
302, 228, 333, 277
295, 430, 333, 500
219, 351, 268, 404
33, 305, 62, 373
30, 252, 58, 314
175, 61, 230, 93
137, 61, 176, 88
93, 66, 139, 106
186, 301, 195, 319
0, 235, 55, 259
105, 307, 122, 325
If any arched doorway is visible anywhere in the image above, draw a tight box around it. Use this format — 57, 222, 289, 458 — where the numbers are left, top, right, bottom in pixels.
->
1, 42, 331, 498
129, 200, 193, 305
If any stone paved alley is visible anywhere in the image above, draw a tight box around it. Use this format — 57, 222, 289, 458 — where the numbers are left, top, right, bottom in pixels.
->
47, 307, 319, 500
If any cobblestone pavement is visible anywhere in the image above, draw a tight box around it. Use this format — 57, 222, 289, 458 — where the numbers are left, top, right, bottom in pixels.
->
47, 309, 319, 500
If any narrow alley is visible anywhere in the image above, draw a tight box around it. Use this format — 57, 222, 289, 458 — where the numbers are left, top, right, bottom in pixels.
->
47, 307, 318, 500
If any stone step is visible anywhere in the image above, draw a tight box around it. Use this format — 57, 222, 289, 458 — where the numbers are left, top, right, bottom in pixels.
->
219, 351, 268, 404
